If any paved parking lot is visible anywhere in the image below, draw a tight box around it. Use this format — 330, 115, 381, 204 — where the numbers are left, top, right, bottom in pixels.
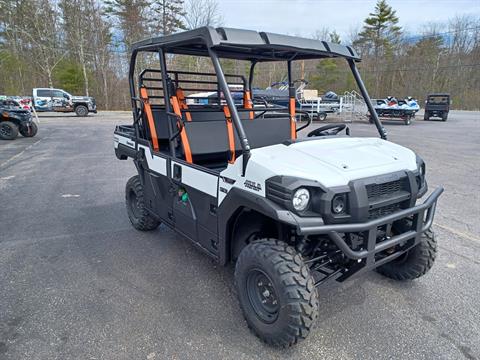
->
1, 111, 479, 360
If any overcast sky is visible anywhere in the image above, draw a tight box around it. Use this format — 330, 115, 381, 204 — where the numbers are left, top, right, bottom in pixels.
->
217, 0, 480, 41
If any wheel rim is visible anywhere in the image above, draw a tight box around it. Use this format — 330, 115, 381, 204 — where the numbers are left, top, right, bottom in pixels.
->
0, 124, 12, 137
246, 269, 279, 324
77, 107, 87, 115
128, 190, 141, 218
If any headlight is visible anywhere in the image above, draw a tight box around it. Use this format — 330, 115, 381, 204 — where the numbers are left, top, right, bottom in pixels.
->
419, 162, 425, 177
292, 188, 310, 212
332, 194, 347, 214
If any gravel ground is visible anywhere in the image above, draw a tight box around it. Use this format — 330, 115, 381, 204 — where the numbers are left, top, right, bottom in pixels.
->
0, 110, 479, 360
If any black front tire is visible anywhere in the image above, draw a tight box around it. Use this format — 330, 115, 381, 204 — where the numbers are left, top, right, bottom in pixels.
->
125, 175, 160, 231
19, 122, 38, 137
235, 239, 319, 347
424, 112, 429, 121
75, 105, 89, 117
0, 121, 19, 140
404, 116, 412, 125
441, 113, 448, 121
376, 229, 437, 281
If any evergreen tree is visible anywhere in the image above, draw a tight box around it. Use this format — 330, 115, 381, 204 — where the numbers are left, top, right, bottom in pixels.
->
329, 30, 341, 44
354, 0, 402, 58
152, 0, 186, 36
353, 0, 402, 95
311, 31, 343, 93
104, 0, 151, 50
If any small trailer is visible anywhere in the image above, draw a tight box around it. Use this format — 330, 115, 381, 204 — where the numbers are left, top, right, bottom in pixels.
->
370, 99, 418, 125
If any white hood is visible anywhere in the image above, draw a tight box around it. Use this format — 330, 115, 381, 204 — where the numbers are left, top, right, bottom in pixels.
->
220, 137, 418, 199
288, 137, 412, 172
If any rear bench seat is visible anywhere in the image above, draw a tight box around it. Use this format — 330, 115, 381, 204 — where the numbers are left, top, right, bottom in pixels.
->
180, 115, 292, 167
145, 106, 292, 168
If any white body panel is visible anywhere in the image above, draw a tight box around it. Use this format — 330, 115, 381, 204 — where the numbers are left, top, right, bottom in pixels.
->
115, 133, 418, 205
114, 134, 168, 175
171, 161, 218, 197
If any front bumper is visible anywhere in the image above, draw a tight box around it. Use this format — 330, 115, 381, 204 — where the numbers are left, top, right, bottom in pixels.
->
298, 187, 443, 273
87, 102, 97, 112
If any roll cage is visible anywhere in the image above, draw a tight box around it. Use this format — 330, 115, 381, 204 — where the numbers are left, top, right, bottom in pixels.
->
128, 27, 386, 175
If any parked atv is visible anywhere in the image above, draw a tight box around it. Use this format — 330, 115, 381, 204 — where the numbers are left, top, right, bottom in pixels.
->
0, 100, 38, 140
424, 93, 450, 121
114, 27, 443, 347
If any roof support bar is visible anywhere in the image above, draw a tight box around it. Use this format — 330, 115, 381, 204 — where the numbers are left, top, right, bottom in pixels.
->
287, 60, 297, 140
208, 48, 251, 176
129, 50, 141, 150
158, 48, 177, 158
248, 61, 257, 95
347, 59, 387, 140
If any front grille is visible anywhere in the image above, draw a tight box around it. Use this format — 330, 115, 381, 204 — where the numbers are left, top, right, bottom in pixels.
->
366, 177, 410, 220
368, 203, 401, 219
366, 179, 405, 199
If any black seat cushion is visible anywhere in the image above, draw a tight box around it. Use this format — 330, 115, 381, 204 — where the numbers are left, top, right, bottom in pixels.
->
150, 106, 170, 139
234, 117, 291, 150
181, 121, 230, 165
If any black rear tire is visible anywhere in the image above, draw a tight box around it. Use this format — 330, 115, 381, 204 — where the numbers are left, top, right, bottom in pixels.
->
235, 239, 319, 347
0, 121, 19, 140
317, 112, 327, 121
376, 229, 437, 280
19, 122, 38, 137
125, 175, 160, 231
75, 105, 88, 117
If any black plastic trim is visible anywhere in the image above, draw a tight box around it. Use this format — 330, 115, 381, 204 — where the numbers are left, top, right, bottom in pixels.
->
217, 187, 300, 265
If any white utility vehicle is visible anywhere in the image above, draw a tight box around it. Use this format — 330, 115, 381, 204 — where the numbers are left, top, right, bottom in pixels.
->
114, 27, 443, 347
32, 88, 96, 116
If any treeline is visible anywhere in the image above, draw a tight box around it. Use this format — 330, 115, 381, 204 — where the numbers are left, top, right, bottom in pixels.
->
0, 0, 478, 110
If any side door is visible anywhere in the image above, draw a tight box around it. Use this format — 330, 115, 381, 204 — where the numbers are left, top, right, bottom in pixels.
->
51, 89, 71, 112
34, 89, 53, 111
170, 161, 220, 257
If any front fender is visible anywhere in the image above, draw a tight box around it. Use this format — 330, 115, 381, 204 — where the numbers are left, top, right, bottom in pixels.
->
216, 187, 301, 265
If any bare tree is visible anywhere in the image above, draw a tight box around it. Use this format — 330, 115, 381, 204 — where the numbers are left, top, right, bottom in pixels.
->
184, 0, 222, 29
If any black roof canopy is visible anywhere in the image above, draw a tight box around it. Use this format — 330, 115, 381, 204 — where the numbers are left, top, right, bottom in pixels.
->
132, 27, 361, 62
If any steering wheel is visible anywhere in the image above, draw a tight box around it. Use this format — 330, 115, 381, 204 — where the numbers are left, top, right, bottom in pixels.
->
307, 124, 346, 137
